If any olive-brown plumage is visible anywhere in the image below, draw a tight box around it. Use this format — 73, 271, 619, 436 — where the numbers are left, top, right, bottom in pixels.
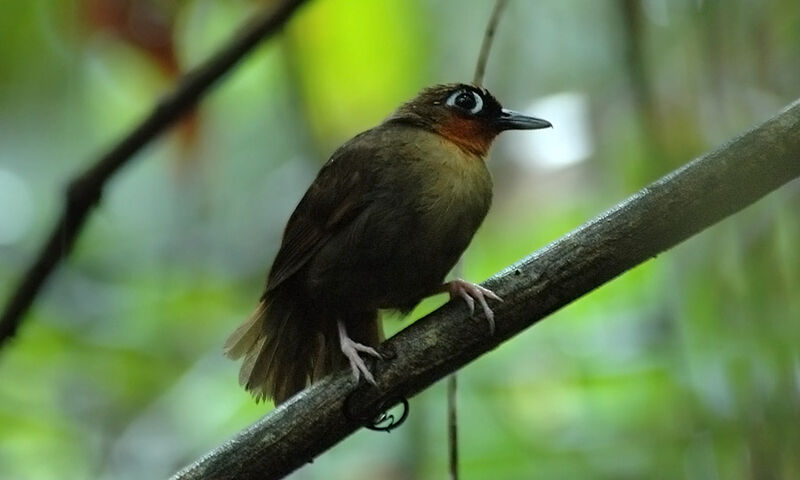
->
225, 83, 550, 404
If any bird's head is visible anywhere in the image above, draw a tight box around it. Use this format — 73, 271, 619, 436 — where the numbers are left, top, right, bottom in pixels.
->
390, 83, 551, 157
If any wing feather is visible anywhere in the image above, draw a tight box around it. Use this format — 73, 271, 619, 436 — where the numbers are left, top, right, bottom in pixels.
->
264, 144, 373, 293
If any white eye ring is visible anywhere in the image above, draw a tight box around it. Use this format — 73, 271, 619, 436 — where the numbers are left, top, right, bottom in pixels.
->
445, 90, 484, 114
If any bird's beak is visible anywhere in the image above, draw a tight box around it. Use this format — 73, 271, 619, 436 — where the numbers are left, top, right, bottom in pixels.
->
493, 108, 552, 130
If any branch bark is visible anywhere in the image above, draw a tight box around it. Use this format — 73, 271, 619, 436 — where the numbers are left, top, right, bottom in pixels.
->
172, 99, 800, 480
0, 0, 309, 348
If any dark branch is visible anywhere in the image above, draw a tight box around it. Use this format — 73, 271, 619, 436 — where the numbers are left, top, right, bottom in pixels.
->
473, 0, 510, 86
171, 99, 800, 480
0, 0, 310, 348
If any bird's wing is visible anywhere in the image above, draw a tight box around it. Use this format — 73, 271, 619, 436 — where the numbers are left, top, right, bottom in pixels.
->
264, 142, 375, 293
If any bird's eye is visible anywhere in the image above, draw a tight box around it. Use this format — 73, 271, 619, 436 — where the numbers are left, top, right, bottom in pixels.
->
445, 90, 484, 114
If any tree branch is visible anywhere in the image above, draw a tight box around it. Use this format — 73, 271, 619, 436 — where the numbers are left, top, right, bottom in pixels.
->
0, 0, 310, 348
171, 99, 800, 480
473, 0, 509, 86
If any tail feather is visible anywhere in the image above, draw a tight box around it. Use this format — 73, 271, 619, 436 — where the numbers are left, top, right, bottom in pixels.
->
224, 290, 317, 404
238, 335, 266, 389
223, 302, 266, 359
225, 291, 383, 404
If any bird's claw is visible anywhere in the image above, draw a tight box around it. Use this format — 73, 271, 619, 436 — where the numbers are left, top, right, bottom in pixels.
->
338, 320, 382, 386
446, 278, 503, 334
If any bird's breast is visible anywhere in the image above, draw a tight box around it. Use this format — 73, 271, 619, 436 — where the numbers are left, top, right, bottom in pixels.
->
412, 137, 493, 223
399, 137, 493, 280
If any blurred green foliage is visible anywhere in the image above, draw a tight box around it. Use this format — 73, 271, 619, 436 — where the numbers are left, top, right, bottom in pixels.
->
1, 0, 799, 479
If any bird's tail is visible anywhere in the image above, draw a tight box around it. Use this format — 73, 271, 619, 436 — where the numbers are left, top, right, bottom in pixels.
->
224, 289, 315, 404
224, 290, 382, 404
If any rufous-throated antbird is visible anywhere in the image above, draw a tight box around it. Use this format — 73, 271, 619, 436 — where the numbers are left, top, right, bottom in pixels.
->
225, 83, 551, 404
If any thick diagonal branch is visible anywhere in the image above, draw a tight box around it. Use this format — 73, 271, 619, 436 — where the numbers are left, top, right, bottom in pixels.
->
0, 0, 309, 347
172, 100, 800, 480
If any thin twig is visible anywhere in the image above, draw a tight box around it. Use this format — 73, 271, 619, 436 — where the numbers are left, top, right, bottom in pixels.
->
617, 0, 662, 160
448, 4, 514, 476
473, 0, 510, 86
447, 374, 459, 480
0, 0, 310, 348
170, 97, 800, 480
447, 258, 463, 480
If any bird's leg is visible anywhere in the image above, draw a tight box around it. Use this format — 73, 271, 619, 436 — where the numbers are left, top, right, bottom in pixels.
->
338, 319, 382, 386
440, 278, 503, 334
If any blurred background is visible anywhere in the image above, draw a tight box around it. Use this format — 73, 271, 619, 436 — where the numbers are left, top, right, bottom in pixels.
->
1, 0, 799, 479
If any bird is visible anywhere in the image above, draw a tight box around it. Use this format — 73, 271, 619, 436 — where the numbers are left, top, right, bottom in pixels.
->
224, 83, 551, 404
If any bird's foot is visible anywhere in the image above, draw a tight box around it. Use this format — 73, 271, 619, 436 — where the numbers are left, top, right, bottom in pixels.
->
444, 278, 502, 334
338, 320, 382, 386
